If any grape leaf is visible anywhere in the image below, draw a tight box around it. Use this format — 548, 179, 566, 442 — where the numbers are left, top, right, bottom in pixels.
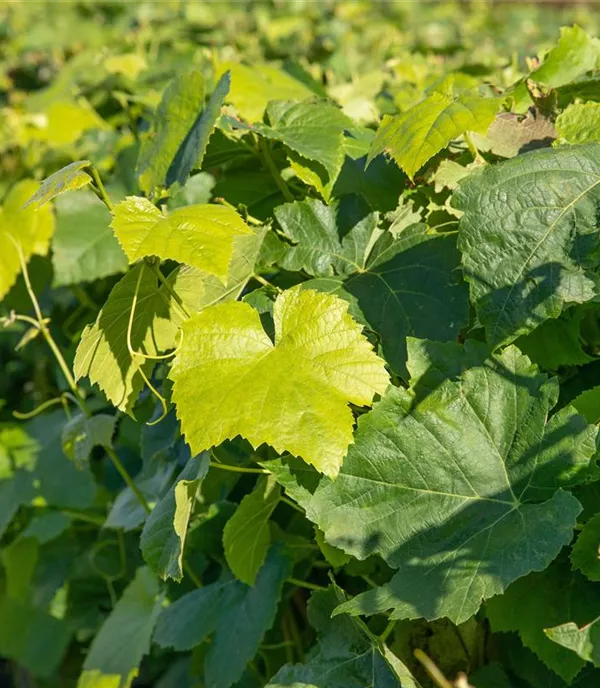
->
454, 143, 600, 348
471, 110, 557, 158
545, 617, 600, 668
304, 223, 469, 377
77, 567, 163, 688
268, 340, 593, 624
61, 412, 116, 465
572, 386, 600, 424
572, 512, 600, 581
23, 160, 93, 209
274, 195, 380, 276
529, 26, 600, 90
154, 545, 290, 688
486, 560, 600, 682
52, 190, 128, 286
28, 411, 97, 510
253, 100, 353, 180
556, 102, 600, 144
368, 90, 499, 179
0, 597, 71, 678
223, 474, 280, 585
136, 70, 229, 194
266, 586, 419, 688
0, 472, 35, 540
140, 453, 209, 581
110, 197, 253, 282
170, 287, 389, 477
74, 263, 176, 414
0, 179, 55, 301
219, 61, 315, 122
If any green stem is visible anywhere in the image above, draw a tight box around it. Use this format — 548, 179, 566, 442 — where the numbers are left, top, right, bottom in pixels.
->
253, 273, 282, 292
413, 649, 454, 688
15, 241, 91, 417
90, 166, 114, 211
61, 509, 106, 526
464, 131, 485, 164
183, 561, 202, 587
379, 619, 397, 643
104, 445, 151, 513
259, 138, 294, 202
279, 495, 304, 514
287, 577, 327, 592
147, 259, 191, 320
209, 460, 270, 475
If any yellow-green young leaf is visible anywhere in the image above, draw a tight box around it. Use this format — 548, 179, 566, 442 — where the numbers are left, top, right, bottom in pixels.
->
556, 102, 600, 144
73, 264, 177, 414
223, 475, 280, 585
219, 61, 315, 122
24, 160, 93, 209
140, 454, 209, 581
0, 180, 55, 301
110, 197, 253, 283
368, 91, 499, 179
136, 70, 229, 194
21, 99, 109, 147
104, 53, 147, 80
77, 567, 163, 688
253, 100, 353, 180
170, 287, 389, 477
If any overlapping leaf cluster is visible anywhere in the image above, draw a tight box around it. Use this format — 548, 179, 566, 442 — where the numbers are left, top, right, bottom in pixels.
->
4, 2, 600, 687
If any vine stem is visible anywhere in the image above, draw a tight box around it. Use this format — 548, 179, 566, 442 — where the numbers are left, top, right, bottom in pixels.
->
90, 166, 114, 211
464, 131, 485, 164
13, 239, 91, 417
414, 649, 454, 688
379, 619, 397, 643
105, 445, 151, 513
258, 138, 294, 202
253, 273, 282, 292
287, 577, 327, 592
280, 495, 304, 514
147, 259, 191, 320
209, 461, 271, 475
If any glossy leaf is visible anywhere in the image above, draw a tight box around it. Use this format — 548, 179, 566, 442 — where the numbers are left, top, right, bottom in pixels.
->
170, 287, 389, 477
454, 143, 600, 347
269, 340, 593, 624
111, 197, 252, 282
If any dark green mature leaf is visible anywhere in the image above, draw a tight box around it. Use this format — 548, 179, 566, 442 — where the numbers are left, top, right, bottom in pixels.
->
154, 546, 291, 688
28, 412, 97, 510
454, 143, 600, 348
77, 567, 163, 688
545, 617, 600, 668
0, 472, 35, 539
140, 453, 209, 581
486, 560, 600, 682
0, 598, 71, 678
267, 586, 418, 688
304, 223, 469, 376
223, 474, 280, 585
572, 512, 600, 581
62, 412, 116, 464
274, 195, 379, 276
52, 190, 128, 286
137, 70, 228, 194
269, 340, 593, 624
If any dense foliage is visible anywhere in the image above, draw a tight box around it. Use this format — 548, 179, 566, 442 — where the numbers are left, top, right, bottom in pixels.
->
5, 1, 600, 686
